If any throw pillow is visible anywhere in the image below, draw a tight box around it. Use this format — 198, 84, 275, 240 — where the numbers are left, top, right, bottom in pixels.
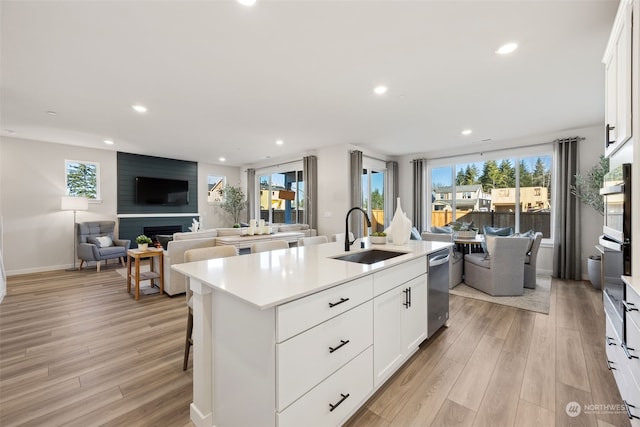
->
483, 234, 498, 260
410, 227, 422, 240
483, 225, 513, 236
431, 226, 452, 234
88, 235, 113, 248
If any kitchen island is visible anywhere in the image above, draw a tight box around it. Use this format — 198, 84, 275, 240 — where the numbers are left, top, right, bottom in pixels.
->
173, 239, 450, 427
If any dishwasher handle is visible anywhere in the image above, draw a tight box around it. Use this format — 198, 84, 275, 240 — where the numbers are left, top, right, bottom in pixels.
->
429, 253, 450, 268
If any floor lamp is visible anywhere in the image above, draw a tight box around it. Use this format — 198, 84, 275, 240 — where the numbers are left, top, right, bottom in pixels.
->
61, 196, 89, 271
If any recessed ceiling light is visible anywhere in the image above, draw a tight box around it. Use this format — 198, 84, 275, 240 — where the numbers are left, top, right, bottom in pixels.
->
461, 129, 472, 135
4, 129, 16, 135
373, 86, 388, 95
103, 139, 114, 145
237, 0, 256, 6
276, 140, 284, 145
219, 157, 226, 162
495, 42, 518, 55
46, 110, 57, 115
131, 104, 148, 113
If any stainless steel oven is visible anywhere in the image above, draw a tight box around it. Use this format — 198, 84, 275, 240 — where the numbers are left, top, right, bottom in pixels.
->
599, 163, 631, 342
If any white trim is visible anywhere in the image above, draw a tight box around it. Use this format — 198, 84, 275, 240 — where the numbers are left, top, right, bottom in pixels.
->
117, 213, 200, 218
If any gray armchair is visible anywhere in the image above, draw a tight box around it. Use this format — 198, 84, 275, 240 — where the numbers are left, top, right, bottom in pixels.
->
464, 236, 530, 296
524, 232, 543, 289
77, 221, 130, 272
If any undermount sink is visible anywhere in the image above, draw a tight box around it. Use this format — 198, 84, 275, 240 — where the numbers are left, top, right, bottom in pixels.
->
332, 249, 408, 265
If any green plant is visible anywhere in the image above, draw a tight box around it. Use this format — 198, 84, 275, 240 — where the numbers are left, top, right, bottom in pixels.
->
371, 231, 386, 237
571, 155, 609, 215
136, 235, 152, 244
232, 223, 240, 228
219, 184, 247, 225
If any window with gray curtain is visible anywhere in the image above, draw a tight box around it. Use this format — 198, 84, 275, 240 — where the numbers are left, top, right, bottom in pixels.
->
412, 159, 427, 232
350, 150, 363, 237
246, 168, 255, 222
553, 137, 581, 280
303, 156, 317, 230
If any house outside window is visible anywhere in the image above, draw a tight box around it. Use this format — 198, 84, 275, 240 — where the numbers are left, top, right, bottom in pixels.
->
428, 149, 553, 239
256, 163, 304, 224
65, 160, 100, 200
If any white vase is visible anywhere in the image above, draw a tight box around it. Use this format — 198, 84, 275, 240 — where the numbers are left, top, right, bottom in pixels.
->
387, 198, 412, 245
138, 243, 148, 251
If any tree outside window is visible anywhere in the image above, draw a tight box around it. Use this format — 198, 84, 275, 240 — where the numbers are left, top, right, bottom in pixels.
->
65, 160, 99, 200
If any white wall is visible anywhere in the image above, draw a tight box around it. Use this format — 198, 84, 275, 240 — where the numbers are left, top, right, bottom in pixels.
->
396, 125, 605, 278
1, 137, 241, 275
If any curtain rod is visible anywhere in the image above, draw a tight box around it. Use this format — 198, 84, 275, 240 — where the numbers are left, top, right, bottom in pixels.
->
410, 136, 585, 162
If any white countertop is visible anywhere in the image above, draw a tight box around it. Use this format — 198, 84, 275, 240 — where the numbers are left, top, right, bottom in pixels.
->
172, 239, 451, 309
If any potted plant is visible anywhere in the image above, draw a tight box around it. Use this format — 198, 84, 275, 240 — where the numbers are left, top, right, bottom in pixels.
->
370, 231, 387, 244
136, 234, 152, 251
570, 154, 609, 289
218, 184, 247, 226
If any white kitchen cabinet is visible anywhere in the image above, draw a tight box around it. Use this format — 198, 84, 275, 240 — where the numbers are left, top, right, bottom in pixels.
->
603, 0, 633, 157
373, 269, 428, 387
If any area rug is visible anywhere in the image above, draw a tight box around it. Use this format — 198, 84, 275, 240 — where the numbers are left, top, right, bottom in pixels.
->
116, 265, 161, 295
449, 275, 551, 314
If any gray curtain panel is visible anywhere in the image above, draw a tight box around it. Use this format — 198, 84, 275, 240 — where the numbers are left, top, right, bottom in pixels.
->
553, 137, 581, 280
303, 155, 318, 230
246, 168, 256, 223
412, 159, 427, 232
350, 150, 363, 238
385, 160, 399, 228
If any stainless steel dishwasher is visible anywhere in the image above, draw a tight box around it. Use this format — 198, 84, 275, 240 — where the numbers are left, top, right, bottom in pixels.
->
427, 249, 450, 338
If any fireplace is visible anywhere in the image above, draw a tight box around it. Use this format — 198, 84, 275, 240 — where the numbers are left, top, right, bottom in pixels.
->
143, 225, 182, 239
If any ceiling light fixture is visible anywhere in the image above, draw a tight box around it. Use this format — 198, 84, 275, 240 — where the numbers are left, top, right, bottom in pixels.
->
462, 129, 472, 135
46, 110, 57, 115
103, 139, 114, 145
131, 104, 148, 113
373, 86, 388, 95
219, 157, 226, 162
276, 139, 284, 145
495, 42, 518, 55
237, 0, 256, 6
4, 129, 16, 135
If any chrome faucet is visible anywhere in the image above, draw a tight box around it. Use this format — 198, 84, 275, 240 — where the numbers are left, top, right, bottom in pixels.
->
345, 207, 372, 251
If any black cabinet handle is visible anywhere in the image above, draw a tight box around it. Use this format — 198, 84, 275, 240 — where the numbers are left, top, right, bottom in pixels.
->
606, 336, 617, 346
328, 297, 350, 308
329, 339, 350, 354
408, 286, 412, 308
623, 301, 639, 312
606, 123, 616, 147
606, 359, 616, 370
624, 401, 639, 420
622, 342, 639, 360
403, 289, 409, 308
329, 393, 350, 412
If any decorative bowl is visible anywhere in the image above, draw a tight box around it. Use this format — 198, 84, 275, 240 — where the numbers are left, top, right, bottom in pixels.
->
370, 236, 387, 244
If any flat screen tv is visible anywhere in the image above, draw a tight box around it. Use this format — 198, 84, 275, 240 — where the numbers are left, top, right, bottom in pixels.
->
135, 176, 189, 205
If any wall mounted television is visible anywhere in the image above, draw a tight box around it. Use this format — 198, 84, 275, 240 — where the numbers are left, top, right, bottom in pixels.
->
135, 176, 189, 205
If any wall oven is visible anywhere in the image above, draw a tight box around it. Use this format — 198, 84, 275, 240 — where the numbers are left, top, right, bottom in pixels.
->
599, 163, 631, 342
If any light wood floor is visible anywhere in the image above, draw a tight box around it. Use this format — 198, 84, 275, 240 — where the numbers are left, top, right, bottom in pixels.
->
0, 268, 630, 427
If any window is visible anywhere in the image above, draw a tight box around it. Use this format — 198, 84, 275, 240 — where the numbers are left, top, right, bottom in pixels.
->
361, 168, 385, 233
207, 175, 225, 203
257, 166, 304, 224
428, 149, 553, 239
65, 160, 100, 200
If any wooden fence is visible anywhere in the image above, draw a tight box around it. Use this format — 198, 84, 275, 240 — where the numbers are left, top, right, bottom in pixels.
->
431, 210, 550, 237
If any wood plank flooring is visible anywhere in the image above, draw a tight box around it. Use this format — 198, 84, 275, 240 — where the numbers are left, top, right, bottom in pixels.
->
0, 268, 631, 426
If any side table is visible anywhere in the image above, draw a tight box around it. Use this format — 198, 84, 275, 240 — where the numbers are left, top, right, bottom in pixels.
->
127, 248, 164, 301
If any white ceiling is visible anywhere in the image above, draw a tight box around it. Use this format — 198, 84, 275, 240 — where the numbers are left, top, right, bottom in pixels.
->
1, 0, 618, 166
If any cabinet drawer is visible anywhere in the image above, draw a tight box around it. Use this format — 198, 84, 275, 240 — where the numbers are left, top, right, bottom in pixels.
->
277, 301, 372, 411
624, 313, 640, 394
276, 276, 373, 342
277, 347, 373, 427
626, 284, 640, 329
373, 257, 426, 296
605, 312, 622, 374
